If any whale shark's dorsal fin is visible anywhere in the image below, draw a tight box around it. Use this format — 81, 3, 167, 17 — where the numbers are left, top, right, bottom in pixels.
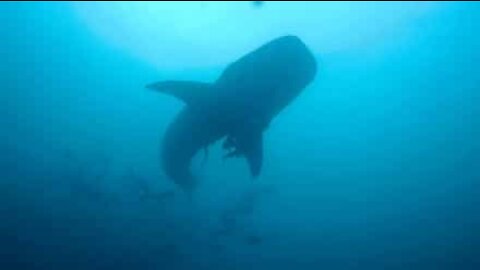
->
146, 81, 213, 106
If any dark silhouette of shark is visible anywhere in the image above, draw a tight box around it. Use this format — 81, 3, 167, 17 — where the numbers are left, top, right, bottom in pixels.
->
147, 35, 317, 192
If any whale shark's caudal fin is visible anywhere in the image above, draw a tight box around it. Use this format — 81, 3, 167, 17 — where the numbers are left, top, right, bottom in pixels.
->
146, 81, 213, 106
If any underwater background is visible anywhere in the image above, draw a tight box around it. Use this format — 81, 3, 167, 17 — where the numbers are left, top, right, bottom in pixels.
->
1, 1, 479, 269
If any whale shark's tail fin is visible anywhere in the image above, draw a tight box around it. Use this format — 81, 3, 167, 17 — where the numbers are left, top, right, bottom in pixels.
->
165, 163, 197, 196
146, 81, 213, 107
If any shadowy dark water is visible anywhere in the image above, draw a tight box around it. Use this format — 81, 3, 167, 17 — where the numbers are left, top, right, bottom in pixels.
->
1, 2, 479, 269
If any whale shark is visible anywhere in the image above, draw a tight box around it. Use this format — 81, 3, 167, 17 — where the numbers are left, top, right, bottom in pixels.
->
147, 35, 317, 192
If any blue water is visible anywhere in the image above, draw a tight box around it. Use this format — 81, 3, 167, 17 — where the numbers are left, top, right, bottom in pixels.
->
1, 2, 479, 269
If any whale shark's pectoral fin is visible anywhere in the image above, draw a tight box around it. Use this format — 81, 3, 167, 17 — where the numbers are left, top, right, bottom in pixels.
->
237, 129, 263, 178
146, 81, 212, 106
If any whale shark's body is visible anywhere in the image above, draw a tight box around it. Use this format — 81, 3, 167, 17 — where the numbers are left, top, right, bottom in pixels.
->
148, 35, 317, 192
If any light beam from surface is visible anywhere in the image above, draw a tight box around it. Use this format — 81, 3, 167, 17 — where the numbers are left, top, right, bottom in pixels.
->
73, 1, 440, 70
